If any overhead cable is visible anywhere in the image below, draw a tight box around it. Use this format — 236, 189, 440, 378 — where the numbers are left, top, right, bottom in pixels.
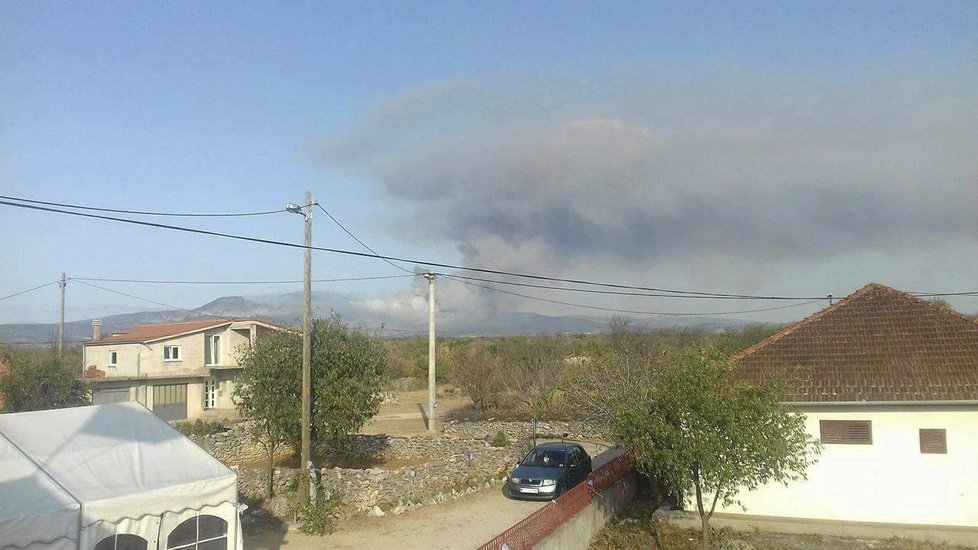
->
0, 198, 824, 301
0, 194, 285, 217
315, 203, 414, 274
0, 281, 59, 302
72, 280, 214, 316
69, 274, 416, 285
443, 275, 827, 317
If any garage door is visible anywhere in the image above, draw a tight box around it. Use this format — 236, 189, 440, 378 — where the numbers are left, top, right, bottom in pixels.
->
93, 388, 131, 405
152, 384, 188, 421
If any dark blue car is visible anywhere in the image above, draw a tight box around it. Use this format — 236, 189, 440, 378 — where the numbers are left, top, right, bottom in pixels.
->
505, 442, 592, 500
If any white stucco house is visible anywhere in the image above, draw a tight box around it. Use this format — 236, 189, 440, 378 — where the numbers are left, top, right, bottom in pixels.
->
81, 318, 286, 421
719, 283, 978, 534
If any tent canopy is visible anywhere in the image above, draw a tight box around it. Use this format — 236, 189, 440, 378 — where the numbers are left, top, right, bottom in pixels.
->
0, 402, 238, 550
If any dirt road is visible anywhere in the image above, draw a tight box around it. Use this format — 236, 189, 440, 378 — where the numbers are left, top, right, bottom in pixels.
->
245, 486, 544, 550
360, 389, 473, 437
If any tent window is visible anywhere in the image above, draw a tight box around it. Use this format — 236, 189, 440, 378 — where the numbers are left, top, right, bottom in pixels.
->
93, 535, 147, 550
167, 515, 228, 550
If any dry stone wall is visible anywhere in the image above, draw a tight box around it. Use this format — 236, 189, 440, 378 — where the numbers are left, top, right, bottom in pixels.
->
441, 419, 605, 443
238, 441, 530, 518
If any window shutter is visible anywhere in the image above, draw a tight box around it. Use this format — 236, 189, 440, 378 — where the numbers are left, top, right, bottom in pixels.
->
920, 429, 947, 454
820, 420, 872, 444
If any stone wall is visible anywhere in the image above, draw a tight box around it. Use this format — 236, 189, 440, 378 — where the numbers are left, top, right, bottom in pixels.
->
330, 434, 501, 460
238, 441, 530, 518
442, 419, 605, 443
186, 422, 283, 466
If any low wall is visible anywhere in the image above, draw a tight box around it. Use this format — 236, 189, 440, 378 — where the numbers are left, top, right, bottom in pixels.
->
188, 423, 273, 466
238, 441, 531, 518
191, 424, 501, 467
442, 420, 604, 443
535, 474, 637, 550
659, 511, 978, 548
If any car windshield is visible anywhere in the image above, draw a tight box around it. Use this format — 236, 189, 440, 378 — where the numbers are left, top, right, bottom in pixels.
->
521, 449, 566, 468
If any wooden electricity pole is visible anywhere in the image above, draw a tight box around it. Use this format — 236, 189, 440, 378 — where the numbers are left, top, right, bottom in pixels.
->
301, 192, 313, 504
58, 272, 66, 357
424, 272, 436, 432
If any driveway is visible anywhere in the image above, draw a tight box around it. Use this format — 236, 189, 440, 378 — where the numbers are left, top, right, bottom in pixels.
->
245, 446, 624, 550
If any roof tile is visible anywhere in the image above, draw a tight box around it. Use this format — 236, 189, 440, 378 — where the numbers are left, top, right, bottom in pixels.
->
735, 283, 978, 402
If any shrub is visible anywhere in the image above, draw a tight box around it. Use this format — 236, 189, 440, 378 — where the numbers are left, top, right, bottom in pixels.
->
174, 419, 225, 437
288, 485, 343, 536
490, 430, 511, 447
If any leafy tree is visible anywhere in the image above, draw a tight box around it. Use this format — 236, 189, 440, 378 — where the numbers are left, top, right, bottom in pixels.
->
0, 352, 89, 413
235, 315, 388, 497
235, 329, 300, 498
309, 316, 388, 448
607, 346, 819, 550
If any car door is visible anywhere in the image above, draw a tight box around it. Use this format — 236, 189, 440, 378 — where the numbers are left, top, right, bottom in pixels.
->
576, 447, 591, 484
569, 447, 585, 485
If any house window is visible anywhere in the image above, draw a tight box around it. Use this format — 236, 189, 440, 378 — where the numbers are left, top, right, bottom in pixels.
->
920, 429, 947, 454
108, 350, 118, 367
819, 420, 872, 445
167, 514, 227, 550
163, 346, 181, 362
204, 378, 217, 409
205, 335, 222, 366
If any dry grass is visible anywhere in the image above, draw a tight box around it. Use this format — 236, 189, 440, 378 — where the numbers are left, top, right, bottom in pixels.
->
590, 502, 974, 550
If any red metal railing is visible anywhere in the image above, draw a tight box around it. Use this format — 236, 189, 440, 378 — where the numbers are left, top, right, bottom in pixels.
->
477, 452, 634, 550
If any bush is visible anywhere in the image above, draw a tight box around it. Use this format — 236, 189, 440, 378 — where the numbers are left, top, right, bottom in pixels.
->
490, 430, 511, 447
288, 485, 343, 536
174, 419, 225, 437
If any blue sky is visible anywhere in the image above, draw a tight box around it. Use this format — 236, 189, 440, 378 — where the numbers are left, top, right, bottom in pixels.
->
2, 2, 976, 325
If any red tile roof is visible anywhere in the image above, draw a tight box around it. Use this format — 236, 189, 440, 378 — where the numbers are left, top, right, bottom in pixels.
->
735, 284, 978, 403
86, 318, 286, 345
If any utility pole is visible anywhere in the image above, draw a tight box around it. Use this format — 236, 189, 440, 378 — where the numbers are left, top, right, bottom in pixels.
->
424, 272, 436, 432
301, 192, 313, 504
58, 272, 66, 357
287, 193, 314, 504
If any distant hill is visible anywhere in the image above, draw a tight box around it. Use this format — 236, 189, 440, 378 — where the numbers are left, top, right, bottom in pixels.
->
0, 290, 743, 346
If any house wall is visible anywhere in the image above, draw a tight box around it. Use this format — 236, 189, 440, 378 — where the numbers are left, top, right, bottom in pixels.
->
715, 405, 978, 527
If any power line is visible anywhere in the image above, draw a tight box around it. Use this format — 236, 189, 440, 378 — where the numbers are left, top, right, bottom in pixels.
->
69, 274, 416, 285
315, 203, 414, 274
443, 275, 826, 317
0, 281, 59, 302
438, 273, 818, 300
0, 198, 825, 301
6, 197, 977, 304
72, 280, 214, 316
0, 195, 285, 218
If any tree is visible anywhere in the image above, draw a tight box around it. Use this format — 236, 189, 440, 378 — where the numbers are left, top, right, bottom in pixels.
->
235, 315, 388, 497
235, 329, 300, 498
607, 346, 819, 550
0, 352, 89, 413
308, 316, 388, 448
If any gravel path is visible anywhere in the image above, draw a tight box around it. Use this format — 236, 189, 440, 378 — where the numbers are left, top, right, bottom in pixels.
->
245, 485, 544, 550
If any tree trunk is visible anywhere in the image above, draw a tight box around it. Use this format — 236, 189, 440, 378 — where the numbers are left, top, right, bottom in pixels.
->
701, 514, 711, 550
267, 448, 275, 499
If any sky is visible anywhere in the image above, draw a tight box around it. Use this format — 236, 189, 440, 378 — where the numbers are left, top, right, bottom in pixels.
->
1, 1, 977, 327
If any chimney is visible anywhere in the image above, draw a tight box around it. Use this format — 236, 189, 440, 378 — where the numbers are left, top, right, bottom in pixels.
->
92, 319, 102, 342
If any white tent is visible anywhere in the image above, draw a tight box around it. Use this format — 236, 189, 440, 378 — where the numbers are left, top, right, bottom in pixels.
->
0, 402, 241, 550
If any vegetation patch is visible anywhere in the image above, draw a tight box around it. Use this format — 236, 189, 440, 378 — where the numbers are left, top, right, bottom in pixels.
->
591, 503, 972, 550
174, 418, 226, 437
489, 430, 511, 447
